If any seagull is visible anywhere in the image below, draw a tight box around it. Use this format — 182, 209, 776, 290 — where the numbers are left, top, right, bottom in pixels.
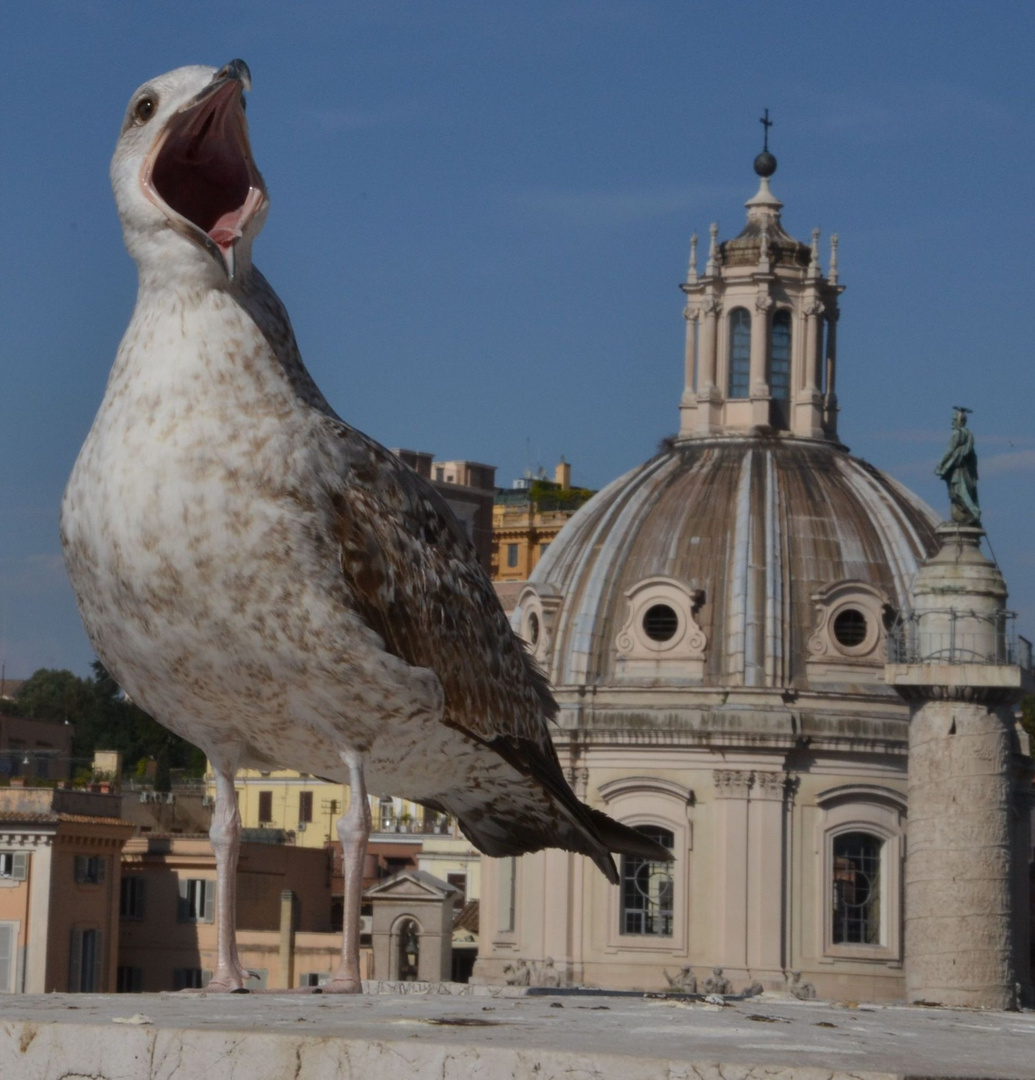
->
61, 60, 670, 993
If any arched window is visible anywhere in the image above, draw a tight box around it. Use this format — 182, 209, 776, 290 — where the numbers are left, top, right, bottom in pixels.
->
769, 310, 791, 401
620, 826, 674, 936
832, 832, 882, 944
727, 308, 751, 399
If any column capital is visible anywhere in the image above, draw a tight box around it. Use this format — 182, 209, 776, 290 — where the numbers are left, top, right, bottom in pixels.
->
713, 769, 753, 799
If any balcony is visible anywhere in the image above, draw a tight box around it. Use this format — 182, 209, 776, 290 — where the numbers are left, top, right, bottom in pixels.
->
887, 610, 1032, 671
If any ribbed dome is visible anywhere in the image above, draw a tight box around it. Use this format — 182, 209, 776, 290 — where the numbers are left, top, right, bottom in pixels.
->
525, 437, 939, 691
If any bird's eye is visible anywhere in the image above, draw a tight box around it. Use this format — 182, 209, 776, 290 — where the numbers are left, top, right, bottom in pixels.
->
134, 96, 156, 123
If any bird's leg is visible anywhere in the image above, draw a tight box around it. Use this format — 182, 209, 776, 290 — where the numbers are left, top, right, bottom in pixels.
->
323, 749, 371, 993
205, 766, 255, 991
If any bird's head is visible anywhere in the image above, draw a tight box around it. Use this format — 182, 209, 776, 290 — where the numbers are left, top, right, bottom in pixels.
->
111, 60, 268, 285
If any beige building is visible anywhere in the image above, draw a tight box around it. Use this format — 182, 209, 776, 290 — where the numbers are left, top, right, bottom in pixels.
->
0, 787, 134, 993
475, 148, 974, 1001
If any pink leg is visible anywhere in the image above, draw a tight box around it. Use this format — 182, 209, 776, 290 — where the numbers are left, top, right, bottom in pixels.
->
323, 750, 371, 993
205, 767, 255, 991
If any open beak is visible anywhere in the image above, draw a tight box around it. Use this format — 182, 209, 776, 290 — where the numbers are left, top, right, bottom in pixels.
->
142, 59, 266, 280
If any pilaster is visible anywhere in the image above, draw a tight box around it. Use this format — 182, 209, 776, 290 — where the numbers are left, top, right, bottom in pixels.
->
712, 770, 751, 970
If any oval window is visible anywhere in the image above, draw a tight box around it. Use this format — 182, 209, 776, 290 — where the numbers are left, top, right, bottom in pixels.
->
527, 611, 540, 646
642, 604, 679, 642
833, 608, 867, 648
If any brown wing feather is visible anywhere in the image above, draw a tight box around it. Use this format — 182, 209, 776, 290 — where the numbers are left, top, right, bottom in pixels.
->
326, 424, 556, 746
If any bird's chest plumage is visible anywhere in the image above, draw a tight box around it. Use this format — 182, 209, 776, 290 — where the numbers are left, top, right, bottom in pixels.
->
60, 287, 420, 757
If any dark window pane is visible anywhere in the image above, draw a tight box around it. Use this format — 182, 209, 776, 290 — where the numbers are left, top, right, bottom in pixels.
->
620, 826, 675, 937
728, 308, 751, 399
770, 310, 791, 401
832, 832, 882, 944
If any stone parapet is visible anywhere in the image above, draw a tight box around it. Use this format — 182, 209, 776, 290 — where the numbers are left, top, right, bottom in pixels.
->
3, 993, 1035, 1079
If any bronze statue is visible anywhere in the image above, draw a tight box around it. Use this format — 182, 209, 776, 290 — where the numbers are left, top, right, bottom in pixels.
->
935, 407, 980, 525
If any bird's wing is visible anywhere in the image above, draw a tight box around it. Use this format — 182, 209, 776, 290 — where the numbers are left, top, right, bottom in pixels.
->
321, 420, 558, 750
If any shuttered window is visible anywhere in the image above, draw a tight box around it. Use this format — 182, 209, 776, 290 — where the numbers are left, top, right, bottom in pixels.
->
68, 928, 104, 992
120, 876, 147, 919
0, 853, 28, 880
177, 878, 215, 923
74, 856, 106, 884
0, 923, 16, 993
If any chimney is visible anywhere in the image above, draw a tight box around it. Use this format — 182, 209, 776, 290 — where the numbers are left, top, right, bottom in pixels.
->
554, 458, 571, 491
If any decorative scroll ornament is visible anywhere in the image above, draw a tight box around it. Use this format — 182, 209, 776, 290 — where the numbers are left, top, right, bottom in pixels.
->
755, 293, 774, 314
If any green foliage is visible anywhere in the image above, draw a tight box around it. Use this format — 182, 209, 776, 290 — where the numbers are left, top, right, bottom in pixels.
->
1019, 695, 1035, 745
528, 480, 597, 512
10, 669, 95, 724
11, 662, 206, 781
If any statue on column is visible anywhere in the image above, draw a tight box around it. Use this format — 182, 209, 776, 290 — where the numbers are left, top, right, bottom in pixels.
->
935, 407, 980, 525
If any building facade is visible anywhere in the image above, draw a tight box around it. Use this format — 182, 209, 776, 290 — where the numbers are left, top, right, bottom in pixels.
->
492, 460, 594, 582
0, 787, 134, 993
475, 150, 980, 1001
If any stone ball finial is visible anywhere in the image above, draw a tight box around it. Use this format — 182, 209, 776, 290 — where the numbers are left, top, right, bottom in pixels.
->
754, 150, 777, 178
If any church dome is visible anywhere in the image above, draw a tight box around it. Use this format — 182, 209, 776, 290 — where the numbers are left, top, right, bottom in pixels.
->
513, 151, 941, 700
519, 436, 938, 691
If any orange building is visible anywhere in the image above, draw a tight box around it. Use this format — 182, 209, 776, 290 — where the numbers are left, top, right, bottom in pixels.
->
0, 786, 134, 992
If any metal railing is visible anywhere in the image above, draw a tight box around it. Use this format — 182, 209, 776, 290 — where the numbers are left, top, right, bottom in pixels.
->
887, 609, 1032, 671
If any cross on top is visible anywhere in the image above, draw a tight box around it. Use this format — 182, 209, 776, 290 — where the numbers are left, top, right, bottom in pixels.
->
760, 108, 773, 151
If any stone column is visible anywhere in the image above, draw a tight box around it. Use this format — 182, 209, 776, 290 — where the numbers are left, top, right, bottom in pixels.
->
793, 298, 824, 438
679, 304, 699, 436
278, 889, 296, 989
822, 309, 839, 436
886, 523, 1034, 1009
695, 296, 722, 435
749, 294, 771, 427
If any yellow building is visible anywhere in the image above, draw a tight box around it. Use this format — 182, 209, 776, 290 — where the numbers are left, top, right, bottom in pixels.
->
211, 768, 482, 911
491, 460, 595, 582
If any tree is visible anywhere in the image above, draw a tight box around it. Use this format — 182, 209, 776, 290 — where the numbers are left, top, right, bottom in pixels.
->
10, 669, 95, 725
10, 663, 206, 781
1019, 694, 1035, 746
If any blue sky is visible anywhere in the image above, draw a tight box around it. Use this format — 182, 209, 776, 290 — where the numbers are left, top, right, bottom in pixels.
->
1, 1, 1033, 677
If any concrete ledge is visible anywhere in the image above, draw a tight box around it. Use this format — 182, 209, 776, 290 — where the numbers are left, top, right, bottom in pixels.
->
1, 992, 1033, 1079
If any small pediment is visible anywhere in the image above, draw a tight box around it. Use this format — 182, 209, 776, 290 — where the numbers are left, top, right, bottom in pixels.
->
363, 869, 458, 902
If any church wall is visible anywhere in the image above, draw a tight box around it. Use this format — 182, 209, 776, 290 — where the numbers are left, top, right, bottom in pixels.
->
476, 733, 912, 1001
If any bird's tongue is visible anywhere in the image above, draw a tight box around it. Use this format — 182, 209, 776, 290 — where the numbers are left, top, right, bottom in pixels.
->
208, 187, 264, 250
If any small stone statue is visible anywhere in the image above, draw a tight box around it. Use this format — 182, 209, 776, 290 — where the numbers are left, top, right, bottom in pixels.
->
787, 970, 816, 1000
742, 974, 764, 997
538, 957, 562, 988
503, 959, 531, 987
663, 964, 697, 994
935, 406, 980, 525
702, 966, 732, 995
